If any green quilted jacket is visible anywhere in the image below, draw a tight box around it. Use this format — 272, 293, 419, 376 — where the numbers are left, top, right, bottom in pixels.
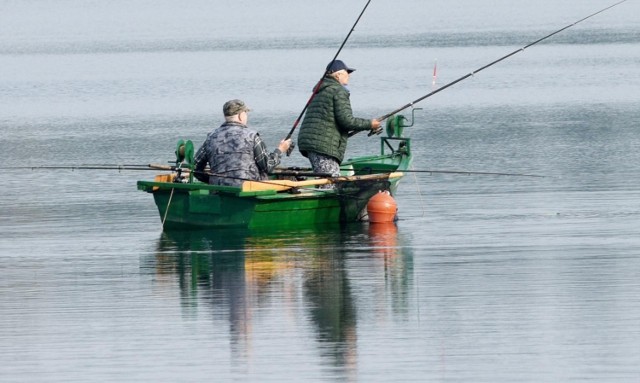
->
297, 76, 372, 163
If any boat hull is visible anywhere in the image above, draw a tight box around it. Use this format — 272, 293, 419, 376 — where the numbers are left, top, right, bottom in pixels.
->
141, 178, 392, 230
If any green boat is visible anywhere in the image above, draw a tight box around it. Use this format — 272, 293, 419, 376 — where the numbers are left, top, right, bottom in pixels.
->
137, 114, 415, 230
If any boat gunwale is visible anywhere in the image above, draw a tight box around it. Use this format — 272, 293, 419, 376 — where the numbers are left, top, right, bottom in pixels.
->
138, 171, 405, 199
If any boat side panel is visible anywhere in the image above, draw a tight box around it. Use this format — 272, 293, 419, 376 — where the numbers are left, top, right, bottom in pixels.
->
153, 189, 256, 229
152, 189, 345, 230
249, 195, 341, 229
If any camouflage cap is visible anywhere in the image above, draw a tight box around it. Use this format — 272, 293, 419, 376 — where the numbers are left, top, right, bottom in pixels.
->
223, 99, 251, 116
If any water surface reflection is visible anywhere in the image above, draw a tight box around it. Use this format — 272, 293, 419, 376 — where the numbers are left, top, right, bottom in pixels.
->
143, 223, 412, 377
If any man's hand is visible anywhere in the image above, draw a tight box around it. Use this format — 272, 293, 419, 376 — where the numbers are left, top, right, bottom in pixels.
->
279, 139, 292, 154
369, 119, 383, 136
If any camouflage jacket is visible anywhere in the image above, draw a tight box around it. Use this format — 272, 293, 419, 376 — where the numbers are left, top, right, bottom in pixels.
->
194, 122, 282, 187
297, 76, 371, 163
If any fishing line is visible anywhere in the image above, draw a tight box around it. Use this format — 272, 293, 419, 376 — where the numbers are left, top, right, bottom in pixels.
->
162, 187, 175, 228
415, 263, 421, 326
410, 168, 427, 217
161, 159, 186, 228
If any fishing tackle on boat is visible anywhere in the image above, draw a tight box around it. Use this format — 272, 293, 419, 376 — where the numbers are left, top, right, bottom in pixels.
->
350, 106, 422, 139
364, 0, 628, 135
284, 0, 373, 155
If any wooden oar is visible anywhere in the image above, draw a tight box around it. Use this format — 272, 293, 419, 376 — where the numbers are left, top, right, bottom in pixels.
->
241, 172, 404, 193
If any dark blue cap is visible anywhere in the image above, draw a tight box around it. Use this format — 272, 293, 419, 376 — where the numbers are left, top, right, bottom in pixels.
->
326, 59, 355, 74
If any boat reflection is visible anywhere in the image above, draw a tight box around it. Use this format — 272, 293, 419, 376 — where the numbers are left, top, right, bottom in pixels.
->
145, 223, 413, 376
368, 222, 414, 315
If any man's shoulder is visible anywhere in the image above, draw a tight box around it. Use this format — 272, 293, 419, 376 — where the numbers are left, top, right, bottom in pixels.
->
323, 78, 342, 89
216, 123, 258, 139
216, 122, 244, 134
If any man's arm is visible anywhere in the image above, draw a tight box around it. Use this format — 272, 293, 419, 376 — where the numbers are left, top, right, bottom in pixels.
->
254, 135, 283, 174
334, 90, 372, 133
193, 139, 210, 183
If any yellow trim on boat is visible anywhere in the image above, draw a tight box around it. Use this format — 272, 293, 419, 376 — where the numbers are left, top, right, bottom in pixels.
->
241, 172, 404, 193
153, 174, 174, 190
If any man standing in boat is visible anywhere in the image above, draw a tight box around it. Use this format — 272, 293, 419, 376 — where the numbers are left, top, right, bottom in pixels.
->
193, 99, 291, 187
297, 60, 381, 178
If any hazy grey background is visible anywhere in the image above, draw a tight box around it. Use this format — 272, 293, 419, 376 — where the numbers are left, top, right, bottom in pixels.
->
1, 0, 639, 382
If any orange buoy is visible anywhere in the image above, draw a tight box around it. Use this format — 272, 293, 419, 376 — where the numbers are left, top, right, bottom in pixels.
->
367, 191, 398, 223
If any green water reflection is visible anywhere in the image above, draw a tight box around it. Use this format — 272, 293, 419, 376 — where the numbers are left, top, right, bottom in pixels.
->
146, 223, 414, 372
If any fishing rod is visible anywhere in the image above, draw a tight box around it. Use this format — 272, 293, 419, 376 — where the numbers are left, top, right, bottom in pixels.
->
14, 163, 358, 190
271, 171, 334, 178
284, 0, 373, 154
15, 163, 547, 180
362, 168, 548, 178
13, 164, 333, 180
369, 0, 627, 128
7, 164, 177, 171
280, 164, 547, 178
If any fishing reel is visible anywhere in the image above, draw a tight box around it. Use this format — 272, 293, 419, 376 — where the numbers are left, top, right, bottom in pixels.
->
174, 139, 195, 183
384, 115, 407, 138
370, 108, 422, 138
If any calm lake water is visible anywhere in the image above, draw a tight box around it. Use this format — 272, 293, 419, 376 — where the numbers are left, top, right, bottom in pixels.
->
2, 0, 640, 381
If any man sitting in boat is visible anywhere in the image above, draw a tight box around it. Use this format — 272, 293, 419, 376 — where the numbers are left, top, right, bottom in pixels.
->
193, 99, 291, 187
